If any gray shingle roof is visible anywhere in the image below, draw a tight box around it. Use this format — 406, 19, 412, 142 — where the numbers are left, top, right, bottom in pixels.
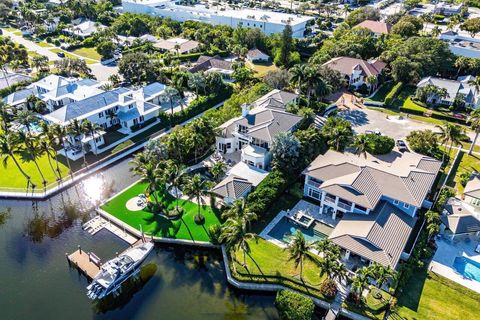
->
189, 55, 233, 73
329, 201, 417, 269
304, 150, 442, 209
142, 82, 166, 99
464, 174, 480, 199
3, 87, 39, 105
443, 199, 480, 234
211, 175, 252, 200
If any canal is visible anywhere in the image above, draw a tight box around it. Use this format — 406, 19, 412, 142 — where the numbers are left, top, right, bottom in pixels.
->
0, 157, 280, 320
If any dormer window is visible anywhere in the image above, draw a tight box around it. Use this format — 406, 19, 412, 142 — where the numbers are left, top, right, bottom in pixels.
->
404, 203, 410, 209
238, 125, 248, 133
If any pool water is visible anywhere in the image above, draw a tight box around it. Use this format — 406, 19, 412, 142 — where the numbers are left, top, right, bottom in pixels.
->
268, 216, 333, 244
453, 256, 480, 282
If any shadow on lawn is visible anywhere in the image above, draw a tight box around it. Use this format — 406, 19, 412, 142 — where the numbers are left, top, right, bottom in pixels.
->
143, 214, 176, 238
396, 267, 428, 313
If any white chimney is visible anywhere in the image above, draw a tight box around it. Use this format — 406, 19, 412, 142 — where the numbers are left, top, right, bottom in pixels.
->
241, 103, 249, 117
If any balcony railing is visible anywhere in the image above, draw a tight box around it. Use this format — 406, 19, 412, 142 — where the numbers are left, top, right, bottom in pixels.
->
324, 195, 336, 204
307, 179, 321, 189
337, 201, 352, 211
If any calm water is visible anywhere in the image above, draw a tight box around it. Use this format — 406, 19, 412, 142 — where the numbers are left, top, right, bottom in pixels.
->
0, 158, 280, 320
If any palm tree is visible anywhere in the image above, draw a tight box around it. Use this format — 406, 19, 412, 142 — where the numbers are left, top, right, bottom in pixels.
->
130, 155, 163, 209
352, 135, 369, 158
289, 64, 306, 95
188, 73, 206, 96
39, 122, 63, 181
17, 131, 47, 189
0, 102, 12, 132
210, 160, 226, 182
0, 131, 31, 188
51, 124, 73, 178
351, 269, 370, 301
365, 75, 377, 94
81, 120, 102, 155
284, 230, 315, 279
315, 238, 340, 259
319, 255, 345, 282
173, 43, 181, 55
162, 86, 179, 116
435, 122, 465, 162
67, 119, 87, 167
184, 173, 210, 222
219, 216, 256, 267
165, 163, 186, 212
15, 109, 37, 133
468, 109, 480, 155
367, 262, 396, 290
222, 198, 257, 227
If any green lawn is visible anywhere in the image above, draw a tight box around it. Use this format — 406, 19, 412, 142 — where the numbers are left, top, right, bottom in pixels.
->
0, 151, 70, 190
70, 47, 101, 61
395, 269, 480, 320
445, 150, 480, 194
36, 41, 53, 48
100, 182, 221, 242
246, 61, 278, 77
343, 288, 391, 320
366, 82, 394, 102
231, 238, 328, 300
50, 48, 97, 64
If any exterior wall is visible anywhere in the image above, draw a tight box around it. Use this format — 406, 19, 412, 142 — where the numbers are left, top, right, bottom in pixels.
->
381, 195, 417, 217
216, 136, 236, 154
465, 195, 480, 206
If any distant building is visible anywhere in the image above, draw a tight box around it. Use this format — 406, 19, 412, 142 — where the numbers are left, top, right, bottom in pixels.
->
122, 0, 313, 38
439, 31, 480, 59
0, 72, 31, 90
322, 56, 386, 90
354, 20, 391, 37
416, 75, 480, 108
154, 37, 200, 54
246, 48, 270, 63
434, 2, 463, 16
63, 20, 105, 38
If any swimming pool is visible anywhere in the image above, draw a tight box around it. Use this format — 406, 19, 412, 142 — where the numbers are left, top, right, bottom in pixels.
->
453, 256, 480, 282
267, 216, 333, 244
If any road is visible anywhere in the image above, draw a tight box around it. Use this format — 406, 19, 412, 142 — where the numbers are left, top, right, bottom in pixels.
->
2, 29, 118, 82
340, 108, 480, 144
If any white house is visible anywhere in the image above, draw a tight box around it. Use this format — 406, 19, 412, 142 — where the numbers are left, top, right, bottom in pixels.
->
322, 56, 386, 90
215, 89, 301, 170
122, 0, 313, 38
246, 49, 270, 63
416, 75, 480, 108
303, 150, 442, 269
63, 20, 105, 38
154, 37, 200, 54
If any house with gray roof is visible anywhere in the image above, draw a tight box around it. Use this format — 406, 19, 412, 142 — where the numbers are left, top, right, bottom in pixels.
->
189, 55, 234, 81
416, 75, 480, 108
303, 150, 441, 269
441, 197, 480, 240
216, 89, 301, 170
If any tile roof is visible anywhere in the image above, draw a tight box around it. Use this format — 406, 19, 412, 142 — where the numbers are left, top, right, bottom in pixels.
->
464, 174, 480, 199
3, 87, 40, 105
189, 55, 233, 73
442, 198, 480, 234
304, 150, 442, 209
154, 37, 200, 54
355, 20, 391, 34
323, 57, 386, 77
329, 201, 417, 269
210, 175, 252, 200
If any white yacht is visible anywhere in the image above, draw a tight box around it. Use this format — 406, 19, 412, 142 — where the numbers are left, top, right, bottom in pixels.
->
86, 242, 154, 300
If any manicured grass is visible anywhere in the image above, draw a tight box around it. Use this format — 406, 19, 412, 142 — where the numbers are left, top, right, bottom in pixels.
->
343, 288, 390, 320
49, 48, 97, 64
367, 106, 400, 116
395, 269, 480, 320
367, 82, 394, 102
446, 150, 480, 194
403, 97, 428, 113
3, 27, 17, 32
36, 41, 53, 48
100, 181, 221, 242
390, 86, 416, 110
246, 61, 278, 77
0, 151, 70, 190
231, 238, 328, 300
70, 47, 101, 61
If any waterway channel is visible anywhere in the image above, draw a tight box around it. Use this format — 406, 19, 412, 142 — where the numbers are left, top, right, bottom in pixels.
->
0, 157, 281, 320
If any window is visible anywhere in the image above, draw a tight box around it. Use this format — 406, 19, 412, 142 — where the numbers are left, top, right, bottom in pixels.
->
139, 116, 144, 122
98, 112, 104, 118
308, 189, 320, 200
393, 200, 399, 205
403, 203, 410, 209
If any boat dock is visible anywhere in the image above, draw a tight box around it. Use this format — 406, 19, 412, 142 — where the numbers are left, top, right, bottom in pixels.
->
67, 247, 102, 280
82, 215, 138, 245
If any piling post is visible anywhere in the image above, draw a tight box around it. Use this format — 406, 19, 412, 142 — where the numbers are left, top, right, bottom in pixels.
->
66, 253, 70, 266
115, 251, 119, 257
78, 245, 82, 254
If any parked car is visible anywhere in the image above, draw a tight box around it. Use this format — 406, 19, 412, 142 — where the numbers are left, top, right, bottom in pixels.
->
396, 140, 408, 152
365, 129, 381, 136
57, 52, 65, 58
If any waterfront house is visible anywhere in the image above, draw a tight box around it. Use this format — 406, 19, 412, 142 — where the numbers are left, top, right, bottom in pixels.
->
215, 89, 301, 170
322, 57, 386, 91
416, 75, 480, 108
303, 150, 442, 269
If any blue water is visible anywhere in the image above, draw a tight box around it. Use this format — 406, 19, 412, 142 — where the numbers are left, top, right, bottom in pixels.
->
453, 256, 480, 282
268, 216, 331, 244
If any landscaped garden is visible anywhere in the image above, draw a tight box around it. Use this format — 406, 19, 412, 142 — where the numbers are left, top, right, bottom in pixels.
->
394, 269, 480, 320
445, 150, 480, 194
100, 181, 221, 242
343, 288, 391, 320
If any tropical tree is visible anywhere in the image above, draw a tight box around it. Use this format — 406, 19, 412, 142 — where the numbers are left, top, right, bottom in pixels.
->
271, 131, 301, 172
321, 117, 354, 151
210, 160, 226, 182
0, 102, 12, 132
219, 216, 256, 267
352, 134, 369, 158
129, 154, 163, 209
284, 231, 315, 279
468, 108, 480, 155
31, 55, 49, 73
222, 198, 257, 227
289, 64, 306, 94
351, 268, 370, 302
17, 131, 47, 189
81, 120, 102, 154
425, 210, 441, 240
365, 75, 377, 94
67, 119, 88, 167
435, 122, 465, 162
165, 163, 186, 212
0, 132, 31, 188
366, 262, 396, 290
51, 124, 73, 178
188, 72, 206, 96
15, 109, 37, 134
184, 173, 210, 222
162, 86, 180, 115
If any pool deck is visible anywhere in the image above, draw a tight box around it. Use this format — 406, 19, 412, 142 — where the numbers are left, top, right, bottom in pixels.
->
430, 236, 480, 293
260, 200, 337, 249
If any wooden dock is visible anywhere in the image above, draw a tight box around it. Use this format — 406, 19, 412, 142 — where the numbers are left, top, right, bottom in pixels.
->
67, 248, 101, 280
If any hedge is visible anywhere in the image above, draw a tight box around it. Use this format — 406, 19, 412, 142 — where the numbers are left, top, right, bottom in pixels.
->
275, 290, 315, 320
400, 104, 467, 125
384, 82, 403, 106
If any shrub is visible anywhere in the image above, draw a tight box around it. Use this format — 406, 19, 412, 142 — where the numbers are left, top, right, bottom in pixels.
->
364, 134, 395, 155
275, 290, 315, 320
459, 170, 473, 187
434, 186, 455, 211
320, 278, 337, 298
207, 224, 222, 245
384, 82, 403, 106
406, 129, 440, 158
